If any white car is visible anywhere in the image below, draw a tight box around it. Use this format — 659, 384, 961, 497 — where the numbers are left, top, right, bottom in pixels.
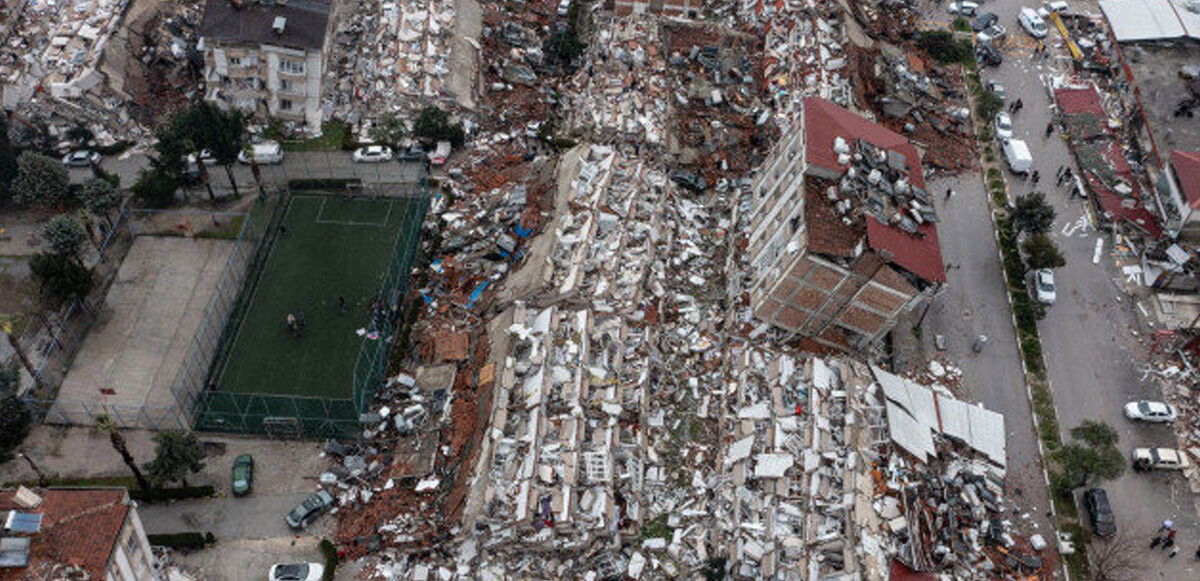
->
186, 149, 217, 167
269, 563, 324, 581
986, 79, 1007, 101
1123, 400, 1177, 423
994, 112, 1014, 141
352, 145, 393, 163
1132, 447, 1190, 470
948, 1, 980, 15
1032, 269, 1056, 305
1019, 7, 1049, 38
62, 150, 101, 167
976, 23, 1007, 43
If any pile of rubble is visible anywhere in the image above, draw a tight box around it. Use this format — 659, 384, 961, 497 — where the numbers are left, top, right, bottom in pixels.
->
322, 0, 457, 122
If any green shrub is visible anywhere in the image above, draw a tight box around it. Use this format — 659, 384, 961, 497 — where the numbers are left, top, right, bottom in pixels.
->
319, 539, 338, 581
147, 532, 215, 549
287, 178, 362, 190
129, 485, 214, 502
96, 141, 134, 156
987, 167, 1001, 180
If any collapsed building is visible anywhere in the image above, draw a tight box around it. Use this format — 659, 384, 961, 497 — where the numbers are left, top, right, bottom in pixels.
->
197, 0, 332, 134
747, 97, 945, 352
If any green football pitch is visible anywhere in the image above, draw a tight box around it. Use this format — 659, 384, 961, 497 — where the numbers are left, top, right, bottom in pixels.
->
212, 194, 418, 401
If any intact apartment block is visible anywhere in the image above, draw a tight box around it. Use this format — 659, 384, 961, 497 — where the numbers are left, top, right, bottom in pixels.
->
198, 0, 332, 134
0, 487, 158, 581
747, 97, 946, 351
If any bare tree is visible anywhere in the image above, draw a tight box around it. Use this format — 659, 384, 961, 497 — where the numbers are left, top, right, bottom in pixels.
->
96, 415, 150, 490
1088, 534, 1149, 581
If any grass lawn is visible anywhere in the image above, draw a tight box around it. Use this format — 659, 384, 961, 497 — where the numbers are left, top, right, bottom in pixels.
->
213, 194, 415, 400
281, 121, 349, 152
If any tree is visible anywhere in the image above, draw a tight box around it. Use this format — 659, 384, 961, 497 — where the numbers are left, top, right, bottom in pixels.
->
412, 106, 466, 148
142, 430, 205, 487
131, 168, 178, 208
96, 416, 149, 490
1010, 192, 1056, 235
12, 152, 70, 208
370, 115, 408, 150
978, 90, 1004, 123
1055, 420, 1124, 492
78, 177, 121, 226
40, 215, 86, 258
29, 252, 93, 306
1087, 535, 1148, 581
1022, 233, 1067, 270
0, 389, 32, 463
544, 29, 587, 67
182, 102, 245, 198
0, 117, 20, 206
916, 30, 973, 65
66, 124, 94, 147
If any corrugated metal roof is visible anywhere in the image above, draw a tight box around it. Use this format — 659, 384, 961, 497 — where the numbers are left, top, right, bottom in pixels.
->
1099, 0, 1194, 41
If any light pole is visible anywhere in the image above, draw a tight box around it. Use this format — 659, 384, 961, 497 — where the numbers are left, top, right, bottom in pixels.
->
17, 452, 47, 487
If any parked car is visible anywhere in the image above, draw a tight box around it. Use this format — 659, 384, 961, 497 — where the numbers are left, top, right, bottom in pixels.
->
1132, 447, 1190, 471
1123, 400, 1177, 423
429, 141, 452, 166
976, 42, 1003, 67
187, 149, 217, 166
1083, 488, 1116, 538
1032, 268, 1056, 304
948, 0, 979, 15
269, 563, 325, 581
986, 79, 1007, 101
231, 454, 253, 497
1003, 138, 1032, 174
670, 169, 707, 192
976, 23, 1007, 43
993, 112, 1014, 141
285, 490, 334, 529
238, 141, 284, 165
353, 145, 393, 163
972, 12, 998, 31
1018, 7, 1049, 38
397, 145, 426, 162
62, 150, 101, 167
1037, 0, 1069, 17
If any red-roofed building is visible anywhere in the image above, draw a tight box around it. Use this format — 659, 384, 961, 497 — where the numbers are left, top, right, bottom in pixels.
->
1157, 150, 1200, 238
0, 487, 158, 581
747, 97, 945, 351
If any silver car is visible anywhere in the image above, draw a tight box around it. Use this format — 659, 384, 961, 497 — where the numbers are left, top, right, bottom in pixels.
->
1123, 400, 1177, 423
1032, 269, 1056, 305
994, 112, 1014, 141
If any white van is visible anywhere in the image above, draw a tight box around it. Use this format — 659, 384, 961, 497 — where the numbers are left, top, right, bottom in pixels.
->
1018, 7, 1048, 38
1003, 139, 1032, 174
557, 0, 571, 16
238, 141, 284, 165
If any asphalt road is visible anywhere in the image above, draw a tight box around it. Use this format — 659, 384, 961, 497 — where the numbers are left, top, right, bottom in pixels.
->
69, 150, 426, 196
969, 0, 1200, 573
138, 492, 325, 540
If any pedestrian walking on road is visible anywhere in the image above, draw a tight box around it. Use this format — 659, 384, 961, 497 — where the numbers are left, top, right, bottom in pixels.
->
1170, 545, 1180, 558
1045, 122, 1055, 137
1193, 544, 1200, 559
1152, 535, 1165, 549
1031, 170, 1040, 184
1015, 99, 1023, 112
945, 188, 955, 200
1161, 520, 1175, 533
1164, 536, 1176, 552
338, 296, 347, 314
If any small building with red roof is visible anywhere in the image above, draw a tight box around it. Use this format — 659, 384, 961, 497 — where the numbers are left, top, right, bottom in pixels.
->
0, 487, 158, 581
1157, 149, 1200, 238
747, 97, 945, 351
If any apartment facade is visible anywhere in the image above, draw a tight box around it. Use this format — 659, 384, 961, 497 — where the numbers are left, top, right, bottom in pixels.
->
1156, 149, 1200, 239
613, 0, 702, 17
198, 0, 331, 134
747, 97, 945, 351
0, 487, 158, 581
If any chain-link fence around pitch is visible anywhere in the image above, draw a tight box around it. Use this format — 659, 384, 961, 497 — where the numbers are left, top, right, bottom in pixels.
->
191, 185, 429, 439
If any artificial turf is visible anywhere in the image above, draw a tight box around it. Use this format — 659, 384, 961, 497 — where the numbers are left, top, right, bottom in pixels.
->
213, 194, 415, 400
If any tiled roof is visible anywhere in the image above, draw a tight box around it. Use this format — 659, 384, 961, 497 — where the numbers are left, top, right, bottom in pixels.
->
0, 488, 128, 580
1171, 150, 1200, 209
802, 97, 926, 190
865, 216, 946, 284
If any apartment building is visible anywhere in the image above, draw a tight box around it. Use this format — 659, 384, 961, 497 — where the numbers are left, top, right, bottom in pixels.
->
613, 0, 702, 18
0, 487, 158, 581
1156, 149, 1200, 239
198, 0, 332, 134
747, 97, 946, 351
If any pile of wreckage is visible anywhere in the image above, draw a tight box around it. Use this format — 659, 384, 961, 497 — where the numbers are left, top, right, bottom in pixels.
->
323, 0, 457, 123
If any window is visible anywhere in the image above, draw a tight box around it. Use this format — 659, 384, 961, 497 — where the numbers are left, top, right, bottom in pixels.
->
280, 99, 293, 111
279, 59, 305, 75
229, 56, 241, 66
280, 79, 292, 91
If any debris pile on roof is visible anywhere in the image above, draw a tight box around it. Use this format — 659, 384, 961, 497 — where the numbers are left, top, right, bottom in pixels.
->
1055, 84, 1162, 237
322, 0, 457, 122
